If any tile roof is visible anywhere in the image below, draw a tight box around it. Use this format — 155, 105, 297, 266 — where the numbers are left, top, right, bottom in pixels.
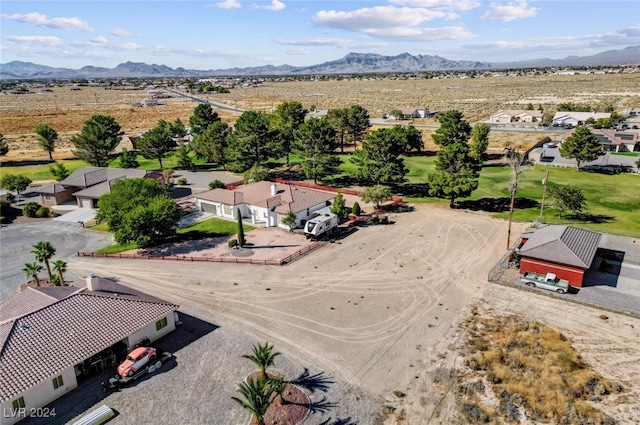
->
195, 182, 334, 214
60, 167, 147, 189
518, 225, 602, 269
0, 278, 178, 402
34, 183, 68, 195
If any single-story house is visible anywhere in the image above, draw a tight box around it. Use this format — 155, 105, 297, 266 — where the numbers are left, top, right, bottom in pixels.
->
194, 181, 335, 230
0, 275, 178, 424
391, 107, 431, 120
489, 109, 543, 124
590, 129, 639, 153
516, 225, 602, 287
627, 107, 640, 117
552, 112, 610, 127
35, 167, 150, 208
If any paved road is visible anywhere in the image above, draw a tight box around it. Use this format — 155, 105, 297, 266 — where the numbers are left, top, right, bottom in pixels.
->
163, 88, 243, 114
0, 221, 113, 301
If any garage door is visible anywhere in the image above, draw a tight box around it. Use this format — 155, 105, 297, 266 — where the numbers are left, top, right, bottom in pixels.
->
201, 202, 217, 214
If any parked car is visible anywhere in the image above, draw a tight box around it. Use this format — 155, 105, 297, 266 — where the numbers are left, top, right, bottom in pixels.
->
117, 347, 157, 377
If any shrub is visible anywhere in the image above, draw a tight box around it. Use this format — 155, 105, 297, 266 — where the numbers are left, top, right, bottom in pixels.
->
22, 201, 40, 217
35, 206, 51, 218
352, 201, 361, 216
177, 177, 188, 185
228, 239, 238, 248
209, 179, 226, 189
5, 193, 15, 203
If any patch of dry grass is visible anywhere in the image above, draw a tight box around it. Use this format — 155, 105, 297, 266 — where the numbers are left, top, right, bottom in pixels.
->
456, 308, 621, 424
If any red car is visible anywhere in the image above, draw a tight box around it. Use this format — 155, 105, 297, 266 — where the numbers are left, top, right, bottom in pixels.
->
117, 347, 157, 377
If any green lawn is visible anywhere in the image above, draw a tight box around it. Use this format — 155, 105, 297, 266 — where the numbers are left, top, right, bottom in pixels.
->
95, 217, 253, 254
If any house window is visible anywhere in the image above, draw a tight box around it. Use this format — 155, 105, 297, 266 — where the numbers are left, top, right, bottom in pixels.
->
12, 397, 25, 409
52, 375, 64, 389
45, 195, 51, 200
156, 317, 168, 331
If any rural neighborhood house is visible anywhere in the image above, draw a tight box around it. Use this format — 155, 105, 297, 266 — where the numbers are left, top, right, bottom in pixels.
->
0, 275, 178, 424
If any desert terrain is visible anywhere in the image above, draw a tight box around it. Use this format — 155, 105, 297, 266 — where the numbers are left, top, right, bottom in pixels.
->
2, 72, 639, 162
63, 204, 640, 424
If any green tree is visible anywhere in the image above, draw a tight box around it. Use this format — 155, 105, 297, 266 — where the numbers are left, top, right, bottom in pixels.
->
96, 178, 180, 246
34, 123, 58, 160
169, 118, 187, 138
22, 201, 40, 217
559, 126, 603, 170
138, 120, 177, 169
31, 241, 56, 283
48, 162, 70, 181
226, 111, 277, 172
52, 259, 67, 286
294, 117, 339, 184
327, 107, 349, 153
243, 165, 270, 184
548, 184, 587, 217
428, 110, 479, 208
0, 132, 8, 156
208, 179, 226, 189
192, 121, 230, 165
70, 114, 122, 167
236, 209, 245, 247
0, 174, 32, 195
389, 124, 423, 153
189, 103, 220, 136
119, 148, 140, 169
352, 201, 361, 216
242, 342, 281, 379
272, 100, 307, 167
346, 104, 371, 148
231, 376, 273, 425
360, 185, 393, 209
469, 123, 491, 171
330, 192, 348, 219
23, 262, 43, 286
175, 143, 195, 170
351, 128, 408, 184
281, 210, 297, 231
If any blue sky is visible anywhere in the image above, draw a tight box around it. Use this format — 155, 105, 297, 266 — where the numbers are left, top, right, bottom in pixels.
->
1, 1, 639, 69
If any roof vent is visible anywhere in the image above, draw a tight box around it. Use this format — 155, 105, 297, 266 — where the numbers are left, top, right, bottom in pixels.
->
86, 274, 100, 291
271, 183, 277, 196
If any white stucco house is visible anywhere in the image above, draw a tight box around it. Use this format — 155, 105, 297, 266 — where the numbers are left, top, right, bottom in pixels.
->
194, 181, 336, 230
552, 111, 610, 127
0, 275, 178, 424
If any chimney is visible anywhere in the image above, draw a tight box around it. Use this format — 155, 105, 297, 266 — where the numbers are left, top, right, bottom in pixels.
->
86, 274, 100, 291
270, 183, 277, 196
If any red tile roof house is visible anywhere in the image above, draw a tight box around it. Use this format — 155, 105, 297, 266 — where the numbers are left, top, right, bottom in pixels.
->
194, 181, 335, 230
516, 225, 602, 287
0, 275, 178, 424
35, 167, 150, 209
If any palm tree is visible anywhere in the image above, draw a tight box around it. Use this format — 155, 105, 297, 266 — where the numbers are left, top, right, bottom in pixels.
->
52, 260, 67, 286
31, 241, 56, 283
231, 376, 272, 425
242, 342, 281, 379
23, 262, 44, 286
268, 374, 287, 406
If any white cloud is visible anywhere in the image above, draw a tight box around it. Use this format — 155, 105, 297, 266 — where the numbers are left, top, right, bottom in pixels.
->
215, 0, 241, 9
481, 1, 538, 22
6, 35, 64, 47
1, 12, 94, 32
91, 36, 109, 44
261, 0, 286, 11
111, 28, 133, 37
275, 37, 387, 49
389, 0, 481, 12
282, 48, 309, 56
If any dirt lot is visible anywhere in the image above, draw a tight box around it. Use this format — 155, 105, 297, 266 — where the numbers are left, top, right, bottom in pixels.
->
64, 204, 640, 424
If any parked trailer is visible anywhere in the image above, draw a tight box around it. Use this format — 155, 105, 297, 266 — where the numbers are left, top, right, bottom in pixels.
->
101, 351, 172, 392
304, 212, 338, 239
521, 272, 571, 293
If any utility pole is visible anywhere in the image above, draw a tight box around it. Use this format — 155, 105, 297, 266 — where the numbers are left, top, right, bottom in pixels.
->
538, 170, 550, 224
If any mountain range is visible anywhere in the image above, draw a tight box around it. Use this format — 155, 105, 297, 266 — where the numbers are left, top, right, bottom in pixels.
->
1, 46, 639, 80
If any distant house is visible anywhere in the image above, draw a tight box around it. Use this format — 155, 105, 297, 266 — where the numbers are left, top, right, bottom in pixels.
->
591, 130, 639, 153
306, 109, 328, 119
517, 225, 602, 287
0, 275, 179, 424
393, 107, 431, 120
194, 181, 335, 229
143, 98, 159, 107
627, 108, 640, 117
552, 111, 610, 127
35, 167, 150, 208
489, 109, 543, 124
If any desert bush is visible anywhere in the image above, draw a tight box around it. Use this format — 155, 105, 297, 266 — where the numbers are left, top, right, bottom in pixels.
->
22, 201, 40, 217
35, 206, 51, 218
177, 177, 188, 185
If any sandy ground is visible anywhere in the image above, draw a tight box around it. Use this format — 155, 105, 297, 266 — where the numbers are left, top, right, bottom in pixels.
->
63, 204, 640, 424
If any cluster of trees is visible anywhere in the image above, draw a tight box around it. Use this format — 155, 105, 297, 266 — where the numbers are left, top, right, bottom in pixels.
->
22, 241, 67, 286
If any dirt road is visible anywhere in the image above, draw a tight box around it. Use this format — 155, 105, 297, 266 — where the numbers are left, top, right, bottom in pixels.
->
66, 204, 640, 424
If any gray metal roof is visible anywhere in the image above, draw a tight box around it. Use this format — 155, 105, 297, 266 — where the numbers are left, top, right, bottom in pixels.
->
518, 225, 602, 269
